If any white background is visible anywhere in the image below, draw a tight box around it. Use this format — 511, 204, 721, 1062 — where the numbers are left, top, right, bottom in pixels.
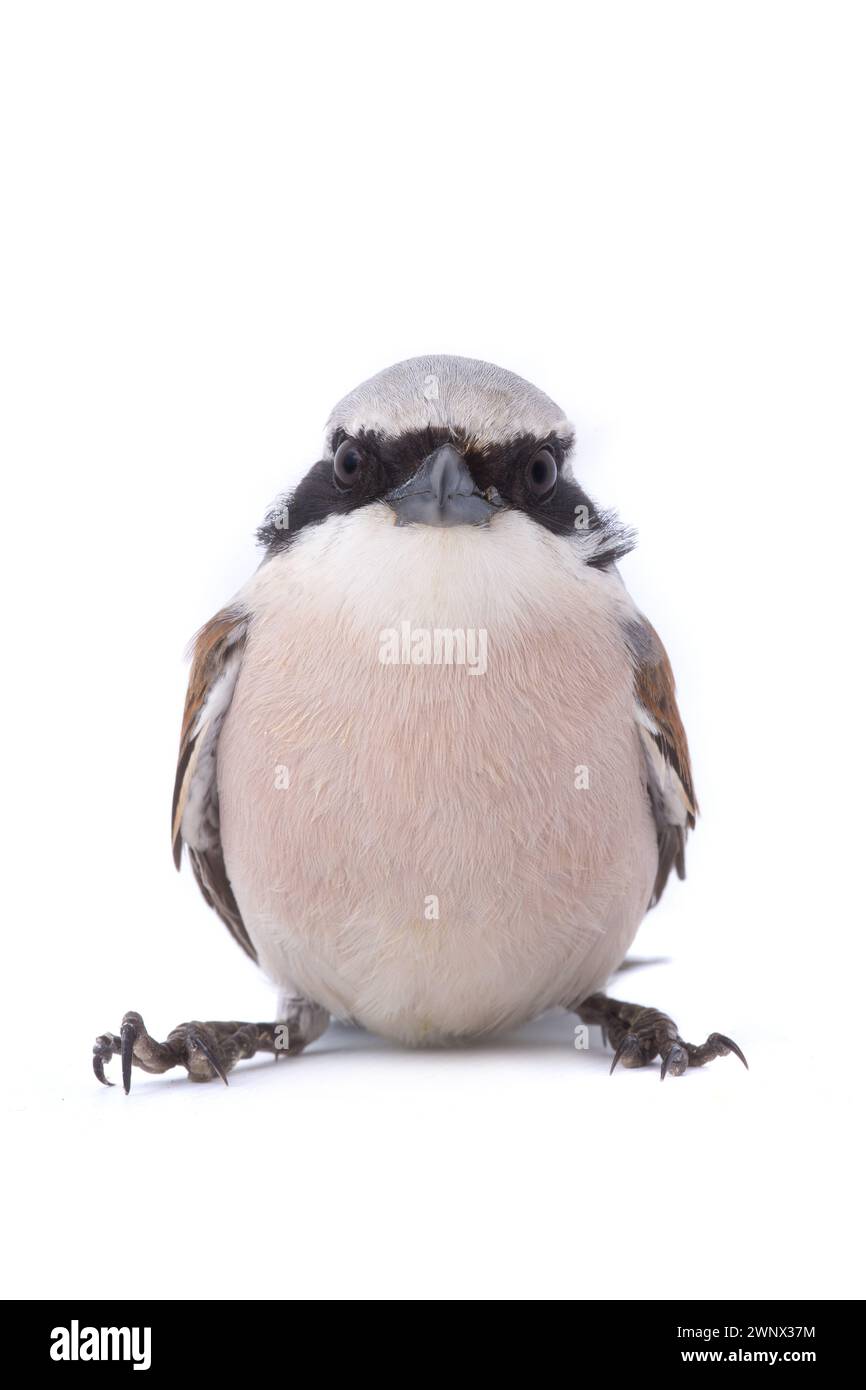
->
2, 1, 864, 1301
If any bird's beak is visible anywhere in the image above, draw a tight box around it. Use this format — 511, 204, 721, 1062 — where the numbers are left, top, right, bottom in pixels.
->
386, 444, 501, 527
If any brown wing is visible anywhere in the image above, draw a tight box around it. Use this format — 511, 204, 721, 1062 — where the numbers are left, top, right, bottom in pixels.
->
630, 617, 697, 908
171, 606, 256, 961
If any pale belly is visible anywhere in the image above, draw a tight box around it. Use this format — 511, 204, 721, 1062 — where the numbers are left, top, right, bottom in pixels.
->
216, 515, 658, 1043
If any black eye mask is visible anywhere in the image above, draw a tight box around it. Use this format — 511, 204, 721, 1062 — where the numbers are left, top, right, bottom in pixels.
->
257, 425, 634, 569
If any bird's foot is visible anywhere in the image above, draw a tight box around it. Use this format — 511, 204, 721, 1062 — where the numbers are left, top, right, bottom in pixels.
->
574, 992, 747, 1080
93, 1002, 329, 1092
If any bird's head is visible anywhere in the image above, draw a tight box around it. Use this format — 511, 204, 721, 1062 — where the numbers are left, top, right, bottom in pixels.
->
259, 356, 632, 569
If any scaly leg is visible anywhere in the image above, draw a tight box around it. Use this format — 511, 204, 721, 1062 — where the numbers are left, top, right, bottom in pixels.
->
573, 992, 747, 1080
93, 998, 329, 1093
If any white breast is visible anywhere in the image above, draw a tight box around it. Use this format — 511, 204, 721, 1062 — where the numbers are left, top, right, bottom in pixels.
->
216, 506, 657, 1043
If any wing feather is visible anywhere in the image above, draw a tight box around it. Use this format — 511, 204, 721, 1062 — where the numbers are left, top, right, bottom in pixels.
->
629, 617, 697, 908
171, 606, 256, 960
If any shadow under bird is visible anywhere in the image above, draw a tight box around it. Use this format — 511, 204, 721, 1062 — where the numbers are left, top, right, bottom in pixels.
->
94, 356, 746, 1089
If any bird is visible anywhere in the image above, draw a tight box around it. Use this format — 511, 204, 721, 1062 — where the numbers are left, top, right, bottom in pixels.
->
93, 355, 746, 1089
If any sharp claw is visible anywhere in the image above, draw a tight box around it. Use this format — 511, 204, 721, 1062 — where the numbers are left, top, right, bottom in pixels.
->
190, 1029, 229, 1085
712, 1033, 749, 1070
660, 1043, 688, 1080
92, 1053, 112, 1086
120, 1020, 135, 1095
609, 1038, 628, 1075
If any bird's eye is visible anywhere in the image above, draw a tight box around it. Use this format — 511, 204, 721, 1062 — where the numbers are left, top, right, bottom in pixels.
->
526, 446, 557, 501
333, 438, 365, 490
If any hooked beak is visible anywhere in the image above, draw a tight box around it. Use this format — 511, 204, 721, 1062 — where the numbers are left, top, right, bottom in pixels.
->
386, 444, 501, 528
